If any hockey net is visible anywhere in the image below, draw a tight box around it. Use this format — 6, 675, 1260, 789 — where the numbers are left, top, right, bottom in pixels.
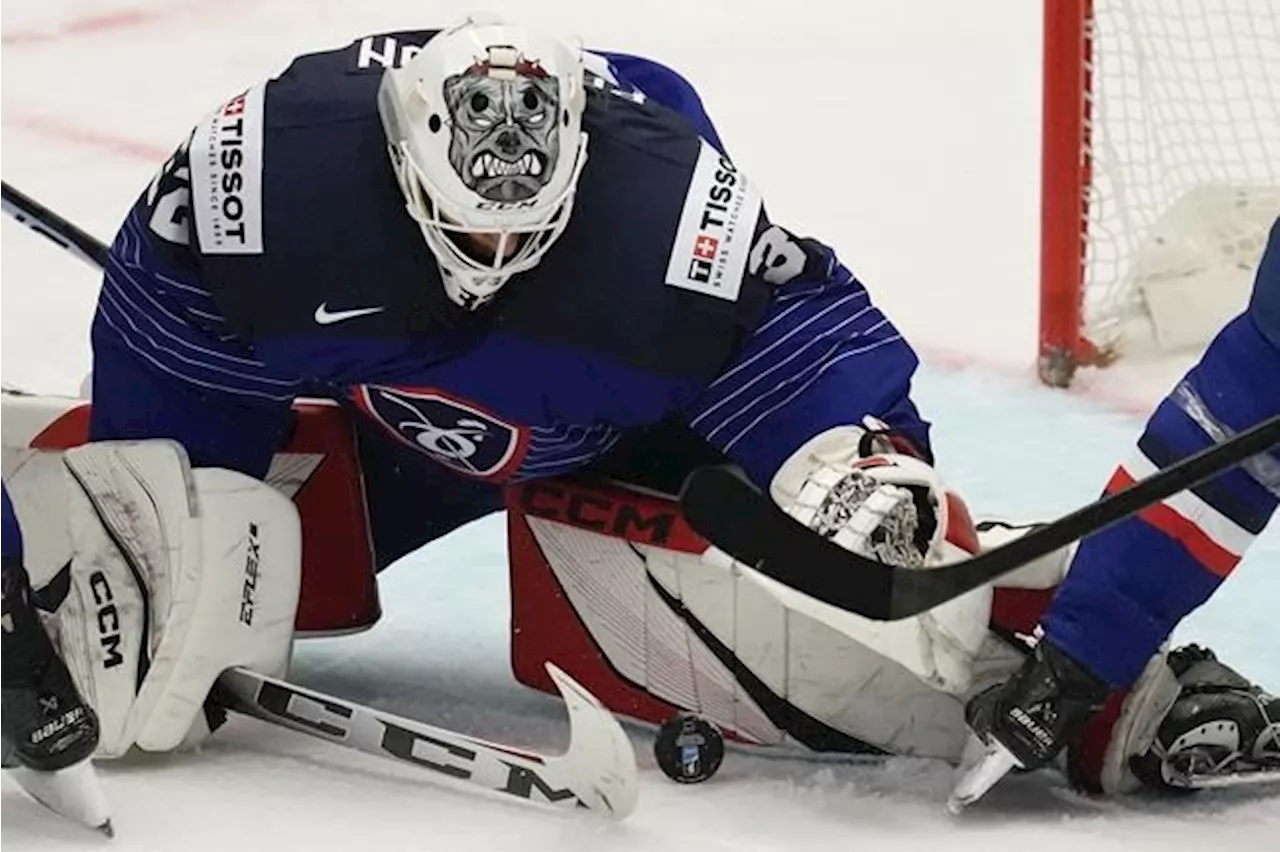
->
1039, 0, 1280, 387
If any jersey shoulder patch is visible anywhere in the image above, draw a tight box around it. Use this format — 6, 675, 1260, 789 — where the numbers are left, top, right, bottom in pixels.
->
663, 139, 763, 302
189, 84, 267, 255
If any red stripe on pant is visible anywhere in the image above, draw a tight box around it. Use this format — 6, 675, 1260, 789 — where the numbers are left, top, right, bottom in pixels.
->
1106, 467, 1240, 578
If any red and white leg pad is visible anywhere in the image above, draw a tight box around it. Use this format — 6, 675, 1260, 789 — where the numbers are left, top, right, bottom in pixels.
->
505, 475, 1039, 761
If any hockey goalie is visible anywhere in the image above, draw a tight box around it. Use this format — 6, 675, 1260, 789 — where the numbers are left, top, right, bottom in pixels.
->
3, 14, 1275, 834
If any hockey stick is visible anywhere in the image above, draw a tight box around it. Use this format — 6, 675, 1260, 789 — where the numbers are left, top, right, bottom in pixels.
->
2, 181, 109, 269
213, 664, 639, 819
1, 183, 641, 818
680, 411, 1280, 621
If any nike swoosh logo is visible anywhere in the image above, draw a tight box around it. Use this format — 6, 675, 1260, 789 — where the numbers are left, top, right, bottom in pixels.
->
314, 303, 385, 325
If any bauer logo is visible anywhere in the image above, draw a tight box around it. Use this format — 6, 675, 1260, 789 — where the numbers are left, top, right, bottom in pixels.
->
190, 84, 265, 254
353, 384, 528, 480
665, 140, 762, 301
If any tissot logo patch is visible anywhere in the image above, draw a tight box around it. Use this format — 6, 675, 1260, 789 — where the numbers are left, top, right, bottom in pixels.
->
665, 140, 763, 301
354, 385, 528, 479
190, 84, 265, 254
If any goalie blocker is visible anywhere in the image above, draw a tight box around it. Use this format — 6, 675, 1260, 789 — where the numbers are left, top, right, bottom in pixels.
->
3, 439, 302, 758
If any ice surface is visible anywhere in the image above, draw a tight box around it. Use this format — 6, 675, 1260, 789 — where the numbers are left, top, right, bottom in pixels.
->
2, 1, 1276, 848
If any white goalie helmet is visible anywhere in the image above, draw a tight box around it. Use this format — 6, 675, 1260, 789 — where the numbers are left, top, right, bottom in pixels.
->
378, 15, 589, 309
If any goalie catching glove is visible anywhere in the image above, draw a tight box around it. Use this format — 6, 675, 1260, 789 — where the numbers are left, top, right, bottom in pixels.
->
754, 420, 990, 693
769, 421, 980, 568
4, 440, 302, 757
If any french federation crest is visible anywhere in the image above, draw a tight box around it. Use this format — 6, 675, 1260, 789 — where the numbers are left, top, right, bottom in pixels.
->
354, 385, 528, 479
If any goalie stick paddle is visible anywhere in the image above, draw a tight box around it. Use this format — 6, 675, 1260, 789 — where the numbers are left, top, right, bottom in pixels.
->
213, 663, 639, 819
679, 411, 1280, 622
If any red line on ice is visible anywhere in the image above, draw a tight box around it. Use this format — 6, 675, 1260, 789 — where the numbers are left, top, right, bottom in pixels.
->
1, 9, 160, 46
7, 114, 168, 163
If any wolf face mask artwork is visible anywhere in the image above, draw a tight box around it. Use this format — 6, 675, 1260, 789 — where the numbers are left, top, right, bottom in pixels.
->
444, 53, 561, 205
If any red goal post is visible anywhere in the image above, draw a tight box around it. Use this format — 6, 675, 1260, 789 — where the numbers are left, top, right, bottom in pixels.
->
1038, 0, 1279, 387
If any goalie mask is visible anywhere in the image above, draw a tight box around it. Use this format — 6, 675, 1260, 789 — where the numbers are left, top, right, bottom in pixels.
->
378, 17, 589, 309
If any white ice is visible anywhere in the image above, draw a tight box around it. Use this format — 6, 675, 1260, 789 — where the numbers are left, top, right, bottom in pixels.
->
2, 1, 1276, 849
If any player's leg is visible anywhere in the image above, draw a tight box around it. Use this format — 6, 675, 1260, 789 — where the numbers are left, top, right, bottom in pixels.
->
1248, 216, 1280, 347
963, 217, 1280, 799
4, 442, 302, 758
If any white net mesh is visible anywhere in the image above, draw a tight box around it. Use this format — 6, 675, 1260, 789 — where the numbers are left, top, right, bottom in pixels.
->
1082, 0, 1280, 356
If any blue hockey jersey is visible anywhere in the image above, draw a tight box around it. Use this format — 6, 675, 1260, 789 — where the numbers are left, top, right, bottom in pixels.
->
1044, 216, 1280, 687
86, 31, 929, 490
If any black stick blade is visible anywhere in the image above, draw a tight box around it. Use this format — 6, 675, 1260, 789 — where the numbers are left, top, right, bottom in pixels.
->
678, 465, 895, 618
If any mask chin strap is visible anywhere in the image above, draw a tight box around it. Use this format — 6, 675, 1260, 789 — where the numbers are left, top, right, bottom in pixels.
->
437, 265, 509, 310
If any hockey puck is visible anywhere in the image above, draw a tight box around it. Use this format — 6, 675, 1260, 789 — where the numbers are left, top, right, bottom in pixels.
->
654, 715, 724, 783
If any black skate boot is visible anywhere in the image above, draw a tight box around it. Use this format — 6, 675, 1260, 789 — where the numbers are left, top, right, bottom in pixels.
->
950, 636, 1111, 810
1130, 645, 1280, 791
966, 637, 1111, 769
2, 555, 112, 835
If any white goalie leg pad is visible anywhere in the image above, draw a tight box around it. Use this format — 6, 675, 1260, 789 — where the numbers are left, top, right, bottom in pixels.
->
136, 466, 302, 752
53, 441, 197, 756
38, 441, 301, 757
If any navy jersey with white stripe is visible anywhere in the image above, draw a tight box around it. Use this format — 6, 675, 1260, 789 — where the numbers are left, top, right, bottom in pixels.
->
86, 31, 929, 497
1044, 216, 1280, 687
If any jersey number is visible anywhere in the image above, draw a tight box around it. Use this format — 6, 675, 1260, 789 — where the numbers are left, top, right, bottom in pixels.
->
145, 140, 192, 246
749, 226, 806, 286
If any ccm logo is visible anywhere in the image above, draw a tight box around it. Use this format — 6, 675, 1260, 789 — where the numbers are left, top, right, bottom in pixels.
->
256, 680, 581, 806
88, 571, 124, 669
518, 482, 677, 546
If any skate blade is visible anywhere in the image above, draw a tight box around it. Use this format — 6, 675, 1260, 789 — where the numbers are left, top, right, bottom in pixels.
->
947, 734, 1021, 814
1178, 766, 1280, 790
7, 757, 113, 836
